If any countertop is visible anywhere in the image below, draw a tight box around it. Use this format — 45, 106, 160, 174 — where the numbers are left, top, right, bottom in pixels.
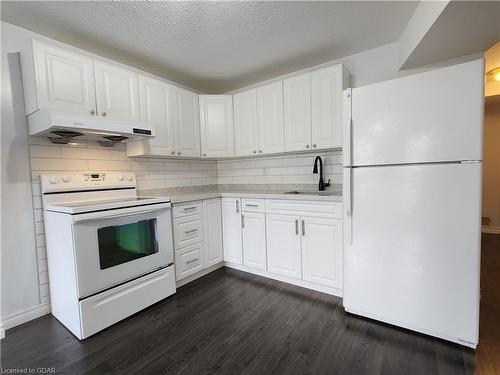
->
140, 185, 343, 204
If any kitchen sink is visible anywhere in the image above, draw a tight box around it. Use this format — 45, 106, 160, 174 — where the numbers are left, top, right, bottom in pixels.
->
284, 191, 338, 196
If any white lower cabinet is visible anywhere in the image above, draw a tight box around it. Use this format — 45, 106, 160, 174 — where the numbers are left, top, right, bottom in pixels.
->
266, 214, 302, 279
203, 198, 224, 267
222, 198, 243, 264
301, 216, 343, 289
173, 199, 223, 281
242, 211, 267, 270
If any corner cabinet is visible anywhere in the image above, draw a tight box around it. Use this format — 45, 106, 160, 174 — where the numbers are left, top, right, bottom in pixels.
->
199, 95, 234, 158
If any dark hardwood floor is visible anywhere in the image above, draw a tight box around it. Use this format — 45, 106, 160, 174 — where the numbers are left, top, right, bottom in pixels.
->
2, 234, 499, 374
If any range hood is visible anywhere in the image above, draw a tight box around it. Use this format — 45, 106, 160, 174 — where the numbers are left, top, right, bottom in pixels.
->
28, 109, 155, 147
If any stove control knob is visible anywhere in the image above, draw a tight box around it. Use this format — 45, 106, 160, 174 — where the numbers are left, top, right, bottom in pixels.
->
49, 176, 59, 184
126, 174, 133, 182
117, 174, 124, 181
62, 175, 71, 183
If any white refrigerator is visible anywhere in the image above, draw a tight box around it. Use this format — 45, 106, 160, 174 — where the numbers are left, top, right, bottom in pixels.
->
342, 59, 484, 348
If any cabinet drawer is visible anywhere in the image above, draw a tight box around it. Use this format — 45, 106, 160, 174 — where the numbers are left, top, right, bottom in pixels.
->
172, 201, 202, 218
173, 214, 203, 249
175, 243, 204, 281
242, 198, 265, 212
266, 199, 342, 219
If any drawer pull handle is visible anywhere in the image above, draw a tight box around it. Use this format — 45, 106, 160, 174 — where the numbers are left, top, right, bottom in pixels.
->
186, 258, 199, 264
295, 219, 299, 235
185, 229, 198, 234
245, 204, 258, 207
302, 220, 305, 236
242, 215, 245, 228
183, 207, 197, 211
236, 200, 239, 213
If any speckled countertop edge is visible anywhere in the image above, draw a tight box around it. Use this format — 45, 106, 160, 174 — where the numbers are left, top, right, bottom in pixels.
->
139, 184, 343, 204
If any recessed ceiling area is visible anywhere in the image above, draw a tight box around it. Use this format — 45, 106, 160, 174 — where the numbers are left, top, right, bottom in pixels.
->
0, 1, 418, 93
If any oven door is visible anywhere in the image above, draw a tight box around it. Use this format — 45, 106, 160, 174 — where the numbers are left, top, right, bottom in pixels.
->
71, 203, 173, 298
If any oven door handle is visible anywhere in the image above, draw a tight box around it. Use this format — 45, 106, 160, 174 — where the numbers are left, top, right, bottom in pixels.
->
72, 203, 171, 224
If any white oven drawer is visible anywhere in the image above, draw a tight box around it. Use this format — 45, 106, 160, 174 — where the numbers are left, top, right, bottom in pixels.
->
173, 214, 204, 249
175, 243, 204, 281
79, 266, 176, 339
172, 201, 203, 219
242, 198, 265, 212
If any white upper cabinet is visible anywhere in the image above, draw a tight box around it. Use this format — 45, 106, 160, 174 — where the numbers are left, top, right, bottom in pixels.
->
31, 40, 96, 115
233, 89, 258, 157
173, 87, 201, 157
94, 60, 140, 123
256, 81, 284, 155
284, 73, 312, 152
137, 75, 175, 155
199, 95, 234, 158
311, 65, 347, 149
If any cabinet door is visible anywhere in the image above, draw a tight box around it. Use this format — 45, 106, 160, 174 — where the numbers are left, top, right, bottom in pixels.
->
311, 66, 342, 149
199, 95, 234, 158
222, 198, 243, 264
284, 73, 311, 152
172, 87, 200, 157
233, 90, 257, 157
301, 216, 343, 289
242, 212, 267, 270
203, 198, 224, 268
138, 76, 175, 155
256, 81, 284, 155
94, 61, 140, 123
266, 214, 301, 279
32, 41, 95, 115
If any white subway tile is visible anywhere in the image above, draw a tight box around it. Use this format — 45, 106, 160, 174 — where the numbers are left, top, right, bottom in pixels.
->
37, 246, 47, 260
35, 221, 45, 235
39, 284, 50, 298
36, 234, 46, 248
32, 183, 41, 197
30, 145, 61, 158
266, 167, 297, 176
31, 158, 88, 171
38, 270, 49, 285
32, 196, 42, 209
110, 150, 129, 160
37, 259, 48, 273
88, 160, 131, 171
61, 147, 110, 160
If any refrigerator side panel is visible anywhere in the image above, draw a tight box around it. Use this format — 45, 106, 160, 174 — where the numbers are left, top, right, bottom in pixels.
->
343, 162, 481, 346
351, 59, 484, 166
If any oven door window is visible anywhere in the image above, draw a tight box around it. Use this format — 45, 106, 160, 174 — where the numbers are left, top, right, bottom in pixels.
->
97, 218, 159, 270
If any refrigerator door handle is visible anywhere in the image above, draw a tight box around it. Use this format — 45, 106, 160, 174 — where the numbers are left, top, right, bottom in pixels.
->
344, 167, 353, 245
343, 88, 352, 167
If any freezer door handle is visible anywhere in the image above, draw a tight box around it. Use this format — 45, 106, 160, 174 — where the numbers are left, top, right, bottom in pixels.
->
343, 88, 352, 167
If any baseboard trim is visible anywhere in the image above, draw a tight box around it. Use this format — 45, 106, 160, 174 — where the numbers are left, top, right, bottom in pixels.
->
224, 262, 343, 297
482, 226, 500, 234
1, 302, 51, 334
176, 262, 224, 288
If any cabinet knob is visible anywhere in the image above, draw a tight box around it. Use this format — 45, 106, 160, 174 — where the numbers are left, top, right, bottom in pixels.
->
253, 150, 257, 154
171, 151, 175, 155
177, 152, 181, 155
313, 144, 317, 148
203, 153, 206, 157
89, 109, 95, 115
305, 144, 310, 148
259, 150, 262, 153
101, 112, 107, 117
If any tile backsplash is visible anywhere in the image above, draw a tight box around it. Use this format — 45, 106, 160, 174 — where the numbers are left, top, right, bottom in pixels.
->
28, 136, 342, 307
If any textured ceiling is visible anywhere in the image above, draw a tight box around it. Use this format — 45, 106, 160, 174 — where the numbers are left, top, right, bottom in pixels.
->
1, 1, 418, 93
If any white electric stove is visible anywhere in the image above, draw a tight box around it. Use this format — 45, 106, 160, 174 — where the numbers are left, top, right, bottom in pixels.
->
42, 172, 176, 339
